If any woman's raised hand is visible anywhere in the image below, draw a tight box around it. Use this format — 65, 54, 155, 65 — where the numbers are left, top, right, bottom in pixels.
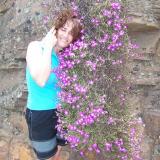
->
41, 26, 57, 50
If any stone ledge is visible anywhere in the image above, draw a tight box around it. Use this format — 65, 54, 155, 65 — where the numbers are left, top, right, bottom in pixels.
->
152, 155, 160, 160
143, 66, 160, 73
131, 77, 160, 86
127, 17, 160, 32
0, 0, 14, 13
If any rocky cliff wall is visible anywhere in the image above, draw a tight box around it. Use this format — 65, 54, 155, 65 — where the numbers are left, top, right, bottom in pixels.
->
127, 0, 160, 159
0, 0, 160, 159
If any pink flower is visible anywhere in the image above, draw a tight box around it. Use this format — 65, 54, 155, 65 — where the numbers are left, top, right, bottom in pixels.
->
105, 142, 112, 151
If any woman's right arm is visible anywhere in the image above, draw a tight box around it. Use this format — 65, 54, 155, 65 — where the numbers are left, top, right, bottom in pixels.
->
26, 41, 53, 87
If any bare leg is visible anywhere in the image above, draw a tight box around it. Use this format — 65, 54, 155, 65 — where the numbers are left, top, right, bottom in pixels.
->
47, 146, 62, 160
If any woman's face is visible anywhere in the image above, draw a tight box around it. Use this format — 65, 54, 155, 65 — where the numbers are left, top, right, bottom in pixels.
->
56, 20, 74, 49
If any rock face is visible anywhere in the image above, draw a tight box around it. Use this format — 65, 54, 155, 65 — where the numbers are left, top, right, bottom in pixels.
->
0, 0, 160, 159
127, 0, 160, 159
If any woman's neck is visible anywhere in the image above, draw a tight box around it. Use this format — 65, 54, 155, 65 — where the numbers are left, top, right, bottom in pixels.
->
53, 44, 62, 54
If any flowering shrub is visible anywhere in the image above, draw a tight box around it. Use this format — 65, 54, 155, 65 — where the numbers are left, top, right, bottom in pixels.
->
49, 0, 142, 159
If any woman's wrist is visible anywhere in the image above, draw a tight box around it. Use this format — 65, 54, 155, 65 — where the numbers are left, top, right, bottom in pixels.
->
42, 47, 53, 56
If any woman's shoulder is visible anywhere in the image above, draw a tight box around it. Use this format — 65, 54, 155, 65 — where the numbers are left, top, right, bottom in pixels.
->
26, 41, 43, 60
27, 41, 43, 55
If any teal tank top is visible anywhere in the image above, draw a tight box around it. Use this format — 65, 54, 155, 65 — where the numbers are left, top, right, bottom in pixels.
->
26, 48, 61, 110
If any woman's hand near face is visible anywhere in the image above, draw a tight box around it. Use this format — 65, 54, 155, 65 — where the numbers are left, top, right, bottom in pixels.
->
41, 26, 57, 50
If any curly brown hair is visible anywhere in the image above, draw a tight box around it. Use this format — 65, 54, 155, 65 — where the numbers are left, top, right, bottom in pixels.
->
54, 9, 83, 42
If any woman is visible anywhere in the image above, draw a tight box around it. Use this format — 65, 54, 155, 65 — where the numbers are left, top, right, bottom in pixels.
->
25, 9, 82, 160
